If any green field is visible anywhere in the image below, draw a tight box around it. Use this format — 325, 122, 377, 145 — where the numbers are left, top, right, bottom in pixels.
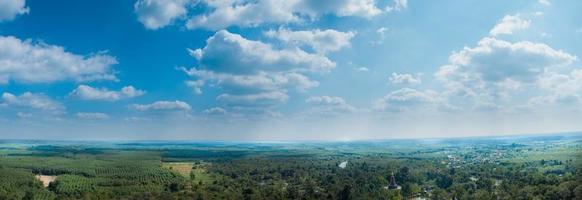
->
0, 134, 581, 199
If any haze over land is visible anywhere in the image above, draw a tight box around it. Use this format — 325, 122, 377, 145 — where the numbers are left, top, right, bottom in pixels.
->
1, 0, 582, 140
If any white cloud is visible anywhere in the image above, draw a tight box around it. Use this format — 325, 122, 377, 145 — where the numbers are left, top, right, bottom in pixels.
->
184, 69, 319, 94
538, 0, 551, 6
306, 96, 355, 113
385, 0, 407, 12
376, 27, 388, 35
76, 112, 109, 120
134, 0, 191, 29
0, 36, 118, 84
295, 0, 383, 19
203, 107, 227, 115
490, 14, 531, 36
186, 0, 300, 30
389, 73, 422, 85
190, 30, 334, 74
436, 37, 576, 108
0, 0, 28, 22
1, 92, 64, 113
372, 27, 388, 45
69, 85, 145, 101
130, 100, 191, 111
354, 67, 369, 72
216, 91, 289, 107
185, 0, 382, 30
185, 79, 205, 94
265, 28, 355, 53
124, 116, 151, 122
183, 30, 331, 108
374, 88, 441, 112
16, 112, 32, 118
532, 69, 582, 105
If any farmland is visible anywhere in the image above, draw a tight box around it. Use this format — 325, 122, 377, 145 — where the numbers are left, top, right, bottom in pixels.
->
0, 133, 581, 199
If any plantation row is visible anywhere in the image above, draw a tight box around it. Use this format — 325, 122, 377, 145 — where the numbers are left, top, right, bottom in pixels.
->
0, 151, 188, 199
0, 168, 56, 200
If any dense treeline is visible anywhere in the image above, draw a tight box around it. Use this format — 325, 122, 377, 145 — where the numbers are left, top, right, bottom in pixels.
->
0, 140, 580, 200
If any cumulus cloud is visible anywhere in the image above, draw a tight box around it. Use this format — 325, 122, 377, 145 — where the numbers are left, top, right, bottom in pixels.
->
130, 100, 191, 111
134, 0, 191, 29
183, 30, 332, 108
189, 30, 334, 74
385, 0, 408, 12
389, 73, 422, 85
529, 69, 582, 106
76, 112, 109, 120
373, 88, 441, 112
69, 85, 145, 101
180, 0, 383, 30
294, 0, 383, 19
0, 0, 28, 22
265, 28, 355, 53
490, 14, 531, 36
306, 96, 355, 113
435, 37, 576, 111
0, 36, 118, 84
135, 0, 393, 30
1, 92, 64, 114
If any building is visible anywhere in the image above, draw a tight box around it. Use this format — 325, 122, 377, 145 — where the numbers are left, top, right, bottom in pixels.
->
384, 172, 401, 190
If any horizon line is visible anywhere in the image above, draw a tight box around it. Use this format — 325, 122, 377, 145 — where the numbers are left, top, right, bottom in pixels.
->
1, 131, 581, 144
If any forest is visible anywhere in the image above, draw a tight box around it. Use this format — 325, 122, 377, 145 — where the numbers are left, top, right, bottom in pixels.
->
0, 134, 580, 200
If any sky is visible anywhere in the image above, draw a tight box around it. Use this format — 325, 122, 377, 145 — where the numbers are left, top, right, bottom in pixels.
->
0, 0, 581, 140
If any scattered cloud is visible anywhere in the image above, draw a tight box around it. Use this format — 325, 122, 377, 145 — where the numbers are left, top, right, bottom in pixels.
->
216, 91, 289, 107
183, 30, 331, 108
69, 85, 145, 101
374, 88, 443, 112
389, 73, 422, 85
533, 69, 582, 105
306, 96, 355, 113
203, 107, 227, 115
265, 28, 356, 53
490, 14, 531, 36
1, 92, 64, 114
140, 0, 386, 30
385, 0, 408, 12
124, 116, 152, 122
0, 0, 28, 22
0, 36, 118, 84
372, 27, 388, 45
354, 67, 370, 72
134, 0, 192, 29
538, 0, 551, 6
295, 0, 384, 19
436, 37, 576, 108
130, 100, 191, 111
189, 30, 334, 74
76, 112, 109, 120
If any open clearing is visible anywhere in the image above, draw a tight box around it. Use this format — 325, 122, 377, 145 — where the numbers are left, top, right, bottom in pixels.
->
35, 175, 57, 187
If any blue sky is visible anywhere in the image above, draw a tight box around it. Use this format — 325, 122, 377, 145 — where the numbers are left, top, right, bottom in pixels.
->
0, 0, 581, 140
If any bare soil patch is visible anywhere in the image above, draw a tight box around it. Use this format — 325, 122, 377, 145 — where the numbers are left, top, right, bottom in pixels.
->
35, 175, 57, 187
